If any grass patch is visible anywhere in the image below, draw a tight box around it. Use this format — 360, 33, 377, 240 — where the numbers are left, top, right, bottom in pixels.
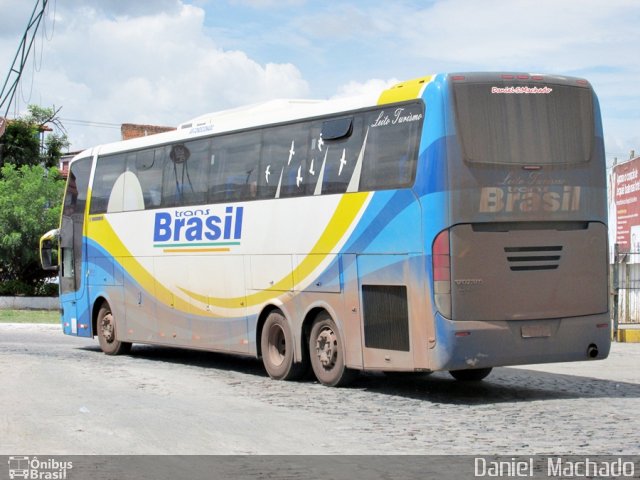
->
0, 309, 59, 324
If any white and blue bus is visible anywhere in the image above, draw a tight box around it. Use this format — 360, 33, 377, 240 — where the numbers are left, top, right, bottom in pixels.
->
41, 73, 610, 386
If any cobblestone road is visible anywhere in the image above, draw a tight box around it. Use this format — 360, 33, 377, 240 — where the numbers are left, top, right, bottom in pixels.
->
1, 323, 638, 455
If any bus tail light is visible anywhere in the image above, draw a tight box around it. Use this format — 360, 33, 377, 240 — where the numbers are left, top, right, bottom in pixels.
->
433, 229, 452, 318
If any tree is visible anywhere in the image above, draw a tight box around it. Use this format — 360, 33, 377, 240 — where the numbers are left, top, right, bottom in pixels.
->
26, 104, 70, 168
0, 118, 40, 168
0, 164, 65, 295
43, 130, 70, 168
0, 104, 69, 169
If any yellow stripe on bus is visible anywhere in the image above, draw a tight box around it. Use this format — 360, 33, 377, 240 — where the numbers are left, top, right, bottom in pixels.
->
88, 220, 204, 315
180, 191, 371, 309
377, 75, 434, 105
89, 192, 369, 315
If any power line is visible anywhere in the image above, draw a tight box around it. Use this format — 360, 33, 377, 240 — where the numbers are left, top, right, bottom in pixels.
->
0, 0, 50, 119
60, 118, 121, 129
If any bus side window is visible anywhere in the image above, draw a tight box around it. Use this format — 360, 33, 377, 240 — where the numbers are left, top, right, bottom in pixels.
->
320, 115, 364, 195
261, 122, 315, 199
360, 104, 423, 191
90, 154, 126, 214
209, 131, 261, 204
180, 138, 211, 206
128, 149, 163, 209
159, 145, 182, 208
259, 127, 285, 199
158, 141, 209, 208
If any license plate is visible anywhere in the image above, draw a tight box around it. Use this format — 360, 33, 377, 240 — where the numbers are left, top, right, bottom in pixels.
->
521, 324, 552, 338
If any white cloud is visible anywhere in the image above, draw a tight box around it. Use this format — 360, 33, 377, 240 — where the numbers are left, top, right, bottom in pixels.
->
1, 0, 638, 157
294, 0, 639, 159
3, 2, 308, 150
230, 0, 305, 7
400, 0, 640, 72
331, 78, 399, 99
58, 0, 184, 18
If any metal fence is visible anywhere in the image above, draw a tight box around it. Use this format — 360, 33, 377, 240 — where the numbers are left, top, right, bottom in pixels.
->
611, 244, 640, 338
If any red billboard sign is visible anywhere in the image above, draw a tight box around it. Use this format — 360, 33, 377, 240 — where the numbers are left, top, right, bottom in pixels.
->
613, 156, 640, 254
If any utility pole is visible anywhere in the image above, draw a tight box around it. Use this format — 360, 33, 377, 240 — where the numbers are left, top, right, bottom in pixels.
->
0, 0, 50, 136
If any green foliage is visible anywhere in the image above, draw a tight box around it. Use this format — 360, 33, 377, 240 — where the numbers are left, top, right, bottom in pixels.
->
26, 105, 70, 167
0, 164, 65, 295
25, 104, 58, 125
0, 104, 68, 295
36, 281, 59, 297
0, 119, 40, 168
0, 104, 69, 169
43, 132, 70, 168
0, 279, 33, 296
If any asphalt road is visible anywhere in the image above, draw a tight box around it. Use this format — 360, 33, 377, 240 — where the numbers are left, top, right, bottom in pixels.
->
1, 323, 639, 455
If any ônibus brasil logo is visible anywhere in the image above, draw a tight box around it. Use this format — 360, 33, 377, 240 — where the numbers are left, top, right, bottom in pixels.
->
7, 456, 72, 480
153, 206, 244, 253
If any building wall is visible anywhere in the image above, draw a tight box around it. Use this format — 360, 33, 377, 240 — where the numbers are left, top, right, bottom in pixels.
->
121, 123, 176, 141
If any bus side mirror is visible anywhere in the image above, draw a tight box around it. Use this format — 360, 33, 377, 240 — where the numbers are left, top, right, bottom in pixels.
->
40, 230, 59, 271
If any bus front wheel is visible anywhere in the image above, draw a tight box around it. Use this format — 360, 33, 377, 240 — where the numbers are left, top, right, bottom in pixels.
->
260, 310, 307, 381
449, 367, 492, 381
97, 303, 132, 355
309, 313, 355, 387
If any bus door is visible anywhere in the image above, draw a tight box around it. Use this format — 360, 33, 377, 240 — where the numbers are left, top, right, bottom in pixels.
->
59, 157, 93, 337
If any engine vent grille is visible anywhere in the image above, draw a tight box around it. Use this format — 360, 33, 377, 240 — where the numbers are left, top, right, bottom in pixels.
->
504, 246, 563, 271
362, 285, 410, 351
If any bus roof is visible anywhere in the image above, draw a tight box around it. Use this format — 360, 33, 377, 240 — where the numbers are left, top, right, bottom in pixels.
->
86, 92, 382, 158
68, 71, 589, 161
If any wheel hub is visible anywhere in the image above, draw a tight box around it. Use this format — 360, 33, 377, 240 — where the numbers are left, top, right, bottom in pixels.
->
267, 324, 286, 366
315, 327, 337, 369
100, 313, 115, 343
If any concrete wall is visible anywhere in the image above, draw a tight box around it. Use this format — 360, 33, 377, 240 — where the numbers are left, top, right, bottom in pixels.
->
0, 297, 58, 310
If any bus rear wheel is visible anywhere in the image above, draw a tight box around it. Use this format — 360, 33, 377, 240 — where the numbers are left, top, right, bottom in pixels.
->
260, 310, 307, 381
309, 313, 355, 387
449, 367, 492, 381
97, 303, 132, 355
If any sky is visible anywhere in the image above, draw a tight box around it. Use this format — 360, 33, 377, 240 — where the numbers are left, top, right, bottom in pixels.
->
0, 0, 638, 165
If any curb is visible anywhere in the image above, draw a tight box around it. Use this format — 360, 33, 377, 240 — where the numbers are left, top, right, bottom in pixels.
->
0, 296, 58, 311
617, 327, 640, 343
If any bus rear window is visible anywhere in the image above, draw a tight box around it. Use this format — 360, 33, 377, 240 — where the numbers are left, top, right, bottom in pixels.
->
452, 81, 594, 165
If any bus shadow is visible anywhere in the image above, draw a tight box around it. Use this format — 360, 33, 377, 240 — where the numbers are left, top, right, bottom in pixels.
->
80, 343, 268, 376
79, 343, 640, 405
354, 368, 640, 404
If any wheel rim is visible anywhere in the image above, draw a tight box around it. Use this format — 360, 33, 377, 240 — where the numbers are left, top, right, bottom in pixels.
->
314, 326, 338, 370
100, 312, 115, 343
267, 323, 286, 367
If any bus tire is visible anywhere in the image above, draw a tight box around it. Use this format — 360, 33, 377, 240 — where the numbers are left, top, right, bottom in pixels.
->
449, 367, 492, 382
309, 313, 356, 387
261, 310, 307, 381
97, 302, 132, 355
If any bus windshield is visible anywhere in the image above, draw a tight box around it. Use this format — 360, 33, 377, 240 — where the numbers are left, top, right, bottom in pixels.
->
452, 80, 594, 165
